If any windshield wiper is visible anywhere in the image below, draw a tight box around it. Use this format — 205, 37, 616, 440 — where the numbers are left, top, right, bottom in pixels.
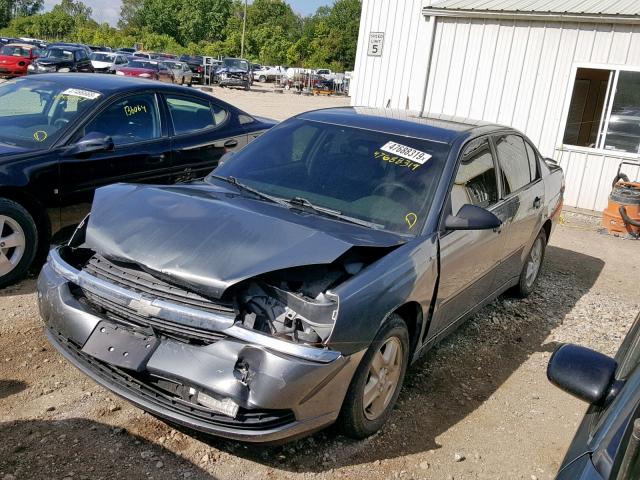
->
288, 197, 384, 230
209, 175, 289, 207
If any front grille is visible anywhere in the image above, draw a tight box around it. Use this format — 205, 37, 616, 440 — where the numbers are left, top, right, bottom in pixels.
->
78, 255, 234, 343
51, 329, 296, 431
84, 255, 234, 314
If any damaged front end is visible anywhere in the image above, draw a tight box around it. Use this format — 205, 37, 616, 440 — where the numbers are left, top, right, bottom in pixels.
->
37, 243, 385, 442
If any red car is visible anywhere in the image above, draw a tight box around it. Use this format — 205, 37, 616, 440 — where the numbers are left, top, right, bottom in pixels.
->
0, 43, 39, 78
115, 59, 174, 83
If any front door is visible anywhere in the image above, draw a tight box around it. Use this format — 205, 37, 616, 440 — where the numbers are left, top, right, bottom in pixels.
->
431, 136, 508, 335
59, 92, 172, 209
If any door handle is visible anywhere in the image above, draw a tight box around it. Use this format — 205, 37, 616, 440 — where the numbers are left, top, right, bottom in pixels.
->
224, 139, 238, 148
533, 197, 541, 209
147, 153, 165, 164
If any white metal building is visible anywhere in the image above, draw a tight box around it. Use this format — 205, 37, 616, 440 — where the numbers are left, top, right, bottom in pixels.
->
351, 0, 640, 212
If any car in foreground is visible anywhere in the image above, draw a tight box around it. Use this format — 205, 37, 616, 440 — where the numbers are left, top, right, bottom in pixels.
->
28, 46, 93, 74
0, 73, 275, 287
215, 57, 252, 90
115, 59, 173, 82
549, 312, 640, 479
0, 43, 40, 78
90, 52, 129, 74
162, 60, 193, 86
38, 108, 564, 443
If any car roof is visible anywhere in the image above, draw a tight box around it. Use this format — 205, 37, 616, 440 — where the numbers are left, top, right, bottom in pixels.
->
16, 73, 208, 96
296, 107, 505, 145
47, 45, 84, 51
4, 43, 35, 49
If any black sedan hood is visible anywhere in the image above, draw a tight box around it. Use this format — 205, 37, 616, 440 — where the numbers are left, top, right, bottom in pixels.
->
36, 59, 72, 67
85, 183, 407, 299
0, 142, 31, 156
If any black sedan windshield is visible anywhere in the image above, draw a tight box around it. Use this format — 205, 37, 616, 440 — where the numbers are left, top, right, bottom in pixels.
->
210, 119, 450, 234
42, 48, 73, 60
0, 78, 100, 149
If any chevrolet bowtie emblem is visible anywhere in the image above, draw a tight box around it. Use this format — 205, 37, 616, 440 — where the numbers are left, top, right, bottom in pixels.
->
128, 298, 161, 317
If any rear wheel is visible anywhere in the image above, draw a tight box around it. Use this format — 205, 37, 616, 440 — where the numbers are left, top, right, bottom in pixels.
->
512, 230, 547, 298
338, 315, 409, 439
0, 198, 38, 288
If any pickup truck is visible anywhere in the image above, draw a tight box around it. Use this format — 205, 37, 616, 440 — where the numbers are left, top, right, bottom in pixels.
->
38, 107, 564, 444
253, 65, 287, 82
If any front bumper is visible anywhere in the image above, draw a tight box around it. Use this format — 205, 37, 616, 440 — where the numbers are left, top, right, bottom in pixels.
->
219, 76, 248, 87
37, 250, 363, 443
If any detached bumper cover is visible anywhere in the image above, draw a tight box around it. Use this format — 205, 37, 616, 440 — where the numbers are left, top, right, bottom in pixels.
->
37, 250, 363, 442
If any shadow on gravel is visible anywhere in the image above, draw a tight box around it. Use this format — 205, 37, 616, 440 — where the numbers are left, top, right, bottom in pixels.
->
185, 245, 604, 472
0, 419, 214, 480
0, 380, 27, 400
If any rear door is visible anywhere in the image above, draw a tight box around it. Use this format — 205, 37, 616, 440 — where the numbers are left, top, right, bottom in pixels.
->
432, 136, 508, 334
59, 92, 172, 206
164, 94, 247, 182
492, 134, 546, 285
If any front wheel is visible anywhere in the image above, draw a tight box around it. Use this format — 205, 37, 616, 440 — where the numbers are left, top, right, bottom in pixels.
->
338, 314, 409, 439
0, 198, 38, 288
512, 230, 547, 298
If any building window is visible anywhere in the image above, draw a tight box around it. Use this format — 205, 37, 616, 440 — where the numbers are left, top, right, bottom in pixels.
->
563, 67, 640, 154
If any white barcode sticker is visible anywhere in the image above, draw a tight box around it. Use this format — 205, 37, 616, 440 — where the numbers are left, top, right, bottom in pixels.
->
380, 141, 431, 165
61, 88, 101, 100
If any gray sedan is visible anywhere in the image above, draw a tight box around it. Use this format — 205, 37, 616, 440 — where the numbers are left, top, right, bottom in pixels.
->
162, 60, 193, 86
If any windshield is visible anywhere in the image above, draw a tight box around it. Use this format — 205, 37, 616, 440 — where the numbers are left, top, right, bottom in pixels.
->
164, 61, 181, 69
42, 48, 73, 60
90, 53, 114, 62
127, 60, 157, 70
210, 119, 450, 234
1, 45, 31, 57
0, 78, 100, 149
223, 58, 249, 70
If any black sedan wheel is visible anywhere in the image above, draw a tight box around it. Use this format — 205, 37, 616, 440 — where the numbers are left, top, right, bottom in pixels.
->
0, 199, 37, 288
338, 314, 409, 438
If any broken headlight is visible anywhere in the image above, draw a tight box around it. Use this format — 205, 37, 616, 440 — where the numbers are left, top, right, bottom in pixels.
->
239, 283, 338, 346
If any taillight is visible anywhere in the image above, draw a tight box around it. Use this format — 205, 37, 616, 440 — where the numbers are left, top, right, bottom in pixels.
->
198, 66, 203, 72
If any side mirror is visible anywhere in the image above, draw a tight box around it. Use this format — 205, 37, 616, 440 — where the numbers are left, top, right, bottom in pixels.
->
217, 151, 235, 168
64, 132, 114, 157
547, 344, 618, 405
444, 204, 502, 231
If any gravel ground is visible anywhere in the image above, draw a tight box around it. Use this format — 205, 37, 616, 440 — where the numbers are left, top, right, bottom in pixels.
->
0, 84, 639, 480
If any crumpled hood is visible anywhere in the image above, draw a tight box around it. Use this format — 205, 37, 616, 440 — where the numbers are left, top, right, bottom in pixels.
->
85, 183, 406, 299
36, 58, 71, 67
219, 66, 248, 74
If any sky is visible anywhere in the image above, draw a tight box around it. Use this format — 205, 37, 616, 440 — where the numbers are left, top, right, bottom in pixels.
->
42, 0, 333, 28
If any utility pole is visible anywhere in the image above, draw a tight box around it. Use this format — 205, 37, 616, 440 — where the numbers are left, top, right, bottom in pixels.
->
240, 0, 248, 58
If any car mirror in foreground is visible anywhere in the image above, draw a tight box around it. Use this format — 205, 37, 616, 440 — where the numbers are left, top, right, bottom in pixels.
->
64, 132, 115, 157
444, 204, 502, 231
547, 343, 618, 406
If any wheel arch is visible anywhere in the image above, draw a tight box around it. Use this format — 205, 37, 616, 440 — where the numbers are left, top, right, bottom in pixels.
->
392, 301, 424, 357
542, 218, 553, 242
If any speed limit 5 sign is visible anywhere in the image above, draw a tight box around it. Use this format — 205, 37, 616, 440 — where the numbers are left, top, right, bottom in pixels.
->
367, 32, 384, 57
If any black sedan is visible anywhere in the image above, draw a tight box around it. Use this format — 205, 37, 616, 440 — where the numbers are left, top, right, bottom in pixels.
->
28, 46, 93, 74
38, 108, 564, 442
0, 74, 275, 287
549, 312, 640, 479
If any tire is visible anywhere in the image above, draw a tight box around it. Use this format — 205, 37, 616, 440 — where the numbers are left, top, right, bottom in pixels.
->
259, 75, 266, 83
0, 198, 38, 288
180, 77, 184, 85
512, 230, 547, 298
244, 82, 250, 91
338, 314, 410, 439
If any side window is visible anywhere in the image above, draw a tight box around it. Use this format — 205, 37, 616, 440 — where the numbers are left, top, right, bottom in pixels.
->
495, 134, 531, 195
166, 96, 220, 135
74, 51, 82, 61
524, 141, 540, 181
83, 94, 161, 146
451, 137, 499, 214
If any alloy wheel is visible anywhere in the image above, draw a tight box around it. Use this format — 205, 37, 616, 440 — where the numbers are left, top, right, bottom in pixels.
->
0, 215, 26, 277
525, 237, 543, 288
363, 336, 403, 420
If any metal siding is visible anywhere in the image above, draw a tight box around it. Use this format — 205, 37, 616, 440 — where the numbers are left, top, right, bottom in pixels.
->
427, 0, 640, 16
351, 0, 431, 110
